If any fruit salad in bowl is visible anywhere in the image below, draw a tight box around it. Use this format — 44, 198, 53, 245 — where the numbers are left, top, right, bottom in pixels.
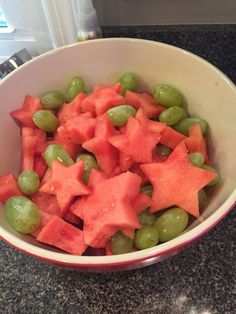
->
0, 38, 235, 271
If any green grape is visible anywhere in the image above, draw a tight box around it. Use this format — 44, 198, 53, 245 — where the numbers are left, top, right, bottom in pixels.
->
44, 144, 74, 167
152, 84, 182, 107
154, 207, 189, 242
110, 231, 133, 254
76, 153, 98, 183
5, 196, 41, 234
18, 170, 40, 195
107, 105, 136, 126
33, 110, 58, 132
134, 226, 159, 250
40, 91, 65, 109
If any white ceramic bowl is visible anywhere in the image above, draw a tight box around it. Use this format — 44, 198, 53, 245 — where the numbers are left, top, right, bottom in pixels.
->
0, 38, 236, 272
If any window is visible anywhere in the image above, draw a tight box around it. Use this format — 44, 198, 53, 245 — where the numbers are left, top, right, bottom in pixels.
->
0, 6, 8, 28
0, 0, 78, 63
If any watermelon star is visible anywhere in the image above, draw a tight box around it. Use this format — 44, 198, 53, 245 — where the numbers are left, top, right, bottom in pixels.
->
57, 92, 86, 124
81, 84, 125, 115
10, 95, 42, 128
125, 91, 165, 118
82, 114, 119, 175
109, 109, 166, 163
57, 112, 96, 145
39, 160, 91, 214
71, 170, 142, 248
141, 143, 217, 217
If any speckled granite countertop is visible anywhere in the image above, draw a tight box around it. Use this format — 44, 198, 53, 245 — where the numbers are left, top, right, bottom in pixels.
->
0, 25, 236, 314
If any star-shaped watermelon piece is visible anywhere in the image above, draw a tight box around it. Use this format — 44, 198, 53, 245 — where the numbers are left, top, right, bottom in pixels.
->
81, 85, 125, 115
82, 114, 119, 175
57, 112, 96, 145
10, 95, 42, 128
39, 160, 91, 214
109, 109, 166, 163
141, 143, 217, 217
70, 169, 141, 248
125, 91, 165, 118
57, 92, 86, 124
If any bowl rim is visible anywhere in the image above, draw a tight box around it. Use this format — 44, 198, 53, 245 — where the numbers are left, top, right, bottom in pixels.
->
0, 37, 236, 267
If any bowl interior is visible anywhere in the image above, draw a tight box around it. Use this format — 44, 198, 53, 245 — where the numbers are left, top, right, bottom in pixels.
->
0, 38, 236, 265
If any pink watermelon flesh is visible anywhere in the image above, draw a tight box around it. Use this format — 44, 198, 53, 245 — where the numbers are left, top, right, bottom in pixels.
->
57, 92, 86, 124
10, 95, 42, 128
71, 171, 141, 248
0, 173, 22, 203
141, 142, 217, 217
125, 91, 165, 118
36, 215, 87, 255
39, 160, 91, 214
109, 114, 162, 163
159, 126, 186, 149
57, 112, 96, 145
83, 115, 119, 175
185, 123, 209, 163
133, 192, 153, 214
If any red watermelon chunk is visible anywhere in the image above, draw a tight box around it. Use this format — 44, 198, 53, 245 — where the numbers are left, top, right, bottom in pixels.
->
21, 127, 36, 171
141, 143, 217, 217
41, 168, 52, 185
34, 155, 47, 179
81, 85, 125, 116
111, 82, 122, 94
92, 83, 122, 94
83, 115, 119, 175
80, 96, 96, 115
71, 171, 141, 248
159, 126, 186, 149
36, 215, 87, 255
133, 192, 153, 214
34, 129, 47, 155
31, 210, 52, 238
57, 112, 96, 145
109, 109, 164, 163
31, 191, 61, 216
57, 92, 86, 124
135, 108, 166, 134
10, 95, 42, 128
0, 173, 22, 203
83, 137, 118, 175
185, 123, 209, 163
95, 113, 117, 138
125, 91, 165, 118
22, 127, 47, 172
119, 152, 134, 171
39, 160, 91, 214
92, 85, 125, 115
87, 169, 108, 188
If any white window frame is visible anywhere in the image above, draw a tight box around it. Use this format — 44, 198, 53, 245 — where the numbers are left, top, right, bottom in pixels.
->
0, 0, 78, 63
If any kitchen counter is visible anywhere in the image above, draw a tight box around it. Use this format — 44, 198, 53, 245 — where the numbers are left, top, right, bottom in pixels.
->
0, 25, 236, 314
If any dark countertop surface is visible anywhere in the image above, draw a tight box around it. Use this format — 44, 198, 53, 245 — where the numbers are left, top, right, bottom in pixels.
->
0, 25, 236, 314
